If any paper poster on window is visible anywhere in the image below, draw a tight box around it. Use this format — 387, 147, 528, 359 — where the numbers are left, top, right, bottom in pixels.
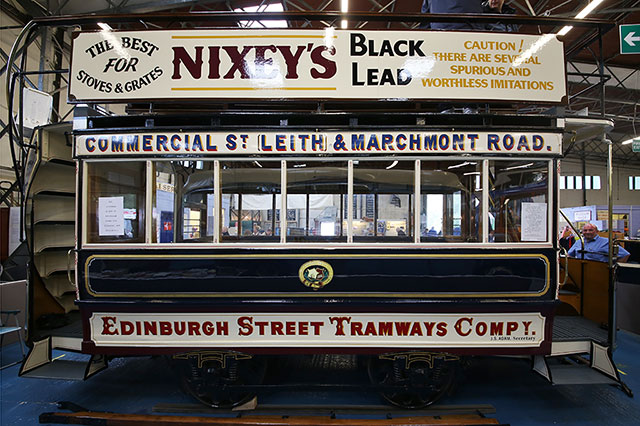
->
99, 196, 124, 236
521, 202, 547, 241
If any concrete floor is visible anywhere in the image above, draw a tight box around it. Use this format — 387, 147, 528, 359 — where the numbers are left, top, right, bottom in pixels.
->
2, 331, 640, 425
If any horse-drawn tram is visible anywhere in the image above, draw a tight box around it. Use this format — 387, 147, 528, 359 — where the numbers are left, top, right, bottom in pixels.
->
10, 11, 631, 409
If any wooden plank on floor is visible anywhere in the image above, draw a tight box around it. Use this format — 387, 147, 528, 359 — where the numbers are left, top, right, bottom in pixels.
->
40, 411, 504, 425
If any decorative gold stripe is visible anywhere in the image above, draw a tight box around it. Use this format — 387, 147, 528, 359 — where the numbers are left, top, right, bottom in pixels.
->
171, 87, 337, 91
84, 253, 551, 299
171, 35, 336, 39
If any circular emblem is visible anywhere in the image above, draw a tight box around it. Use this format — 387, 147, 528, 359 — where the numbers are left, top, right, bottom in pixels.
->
298, 260, 334, 290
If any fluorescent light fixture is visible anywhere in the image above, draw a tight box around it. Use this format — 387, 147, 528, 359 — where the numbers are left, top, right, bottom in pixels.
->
341, 19, 348, 29
502, 162, 534, 171
621, 138, 637, 145
253, 161, 263, 168
448, 161, 477, 169
386, 161, 398, 170
341, 0, 349, 13
98, 22, 112, 31
556, 0, 604, 37
513, 0, 604, 67
463, 172, 481, 176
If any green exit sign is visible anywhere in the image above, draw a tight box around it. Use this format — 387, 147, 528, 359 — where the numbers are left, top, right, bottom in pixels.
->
633, 139, 640, 153
620, 24, 640, 54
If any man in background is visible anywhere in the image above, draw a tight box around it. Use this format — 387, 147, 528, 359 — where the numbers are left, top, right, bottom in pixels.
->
568, 223, 630, 263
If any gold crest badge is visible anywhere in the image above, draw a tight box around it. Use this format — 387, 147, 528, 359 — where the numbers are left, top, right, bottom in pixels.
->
298, 260, 334, 290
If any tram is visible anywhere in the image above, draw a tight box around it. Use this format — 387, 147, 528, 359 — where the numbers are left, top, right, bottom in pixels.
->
10, 12, 630, 408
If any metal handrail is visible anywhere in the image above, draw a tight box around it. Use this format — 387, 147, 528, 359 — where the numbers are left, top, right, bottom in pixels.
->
559, 210, 584, 257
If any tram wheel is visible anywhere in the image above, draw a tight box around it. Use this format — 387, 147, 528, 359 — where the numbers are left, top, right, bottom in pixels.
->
367, 352, 458, 408
172, 351, 266, 408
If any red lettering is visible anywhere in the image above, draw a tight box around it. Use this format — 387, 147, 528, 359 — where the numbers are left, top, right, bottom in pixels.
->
299, 322, 308, 335
364, 322, 377, 336
238, 316, 253, 336
522, 321, 532, 335
223, 46, 252, 79
329, 317, 351, 336
202, 321, 215, 336
506, 322, 518, 335
455, 317, 473, 336
436, 322, 447, 336
255, 321, 268, 335
476, 321, 487, 336
276, 45, 306, 78
394, 322, 411, 336
310, 46, 337, 79
174, 321, 186, 335
271, 321, 284, 335
310, 321, 323, 335
208, 46, 220, 79
187, 321, 200, 335
144, 321, 157, 335
285, 321, 296, 335
378, 322, 393, 336
424, 322, 436, 336
159, 321, 172, 335
410, 322, 423, 336
217, 321, 229, 336
120, 321, 134, 335
490, 322, 504, 335
351, 322, 364, 336
172, 46, 203, 79
101, 316, 118, 335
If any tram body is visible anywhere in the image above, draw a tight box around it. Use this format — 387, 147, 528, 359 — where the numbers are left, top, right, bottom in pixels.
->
76, 124, 559, 356
58, 25, 571, 406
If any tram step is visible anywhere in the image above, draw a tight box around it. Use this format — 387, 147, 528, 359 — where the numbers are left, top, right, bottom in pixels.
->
548, 364, 618, 386
18, 336, 107, 381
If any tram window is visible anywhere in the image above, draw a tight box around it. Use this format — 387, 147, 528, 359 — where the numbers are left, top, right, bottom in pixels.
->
489, 161, 549, 243
221, 161, 281, 242
152, 161, 214, 243
287, 161, 347, 242
420, 161, 482, 242
353, 161, 413, 241
86, 162, 145, 243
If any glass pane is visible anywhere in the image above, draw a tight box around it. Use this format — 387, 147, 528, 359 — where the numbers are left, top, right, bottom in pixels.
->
221, 161, 281, 242
174, 161, 216, 242
585, 176, 592, 190
575, 175, 583, 190
566, 176, 574, 190
353, 161, 413, 240
152, 161, 213, 243
635, 176, 640, 190
86, 162, 145, 243
630, 176, 634, 191
287, 161, 347, 242
489, 161, 549, 243
421, 161, 482, 242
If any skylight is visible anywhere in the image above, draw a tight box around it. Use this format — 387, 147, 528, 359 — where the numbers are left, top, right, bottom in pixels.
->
234, 3, 288, 28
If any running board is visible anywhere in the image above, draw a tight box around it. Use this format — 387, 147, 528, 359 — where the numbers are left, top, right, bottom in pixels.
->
18, 336, 107, 381
532, 341, 633, 396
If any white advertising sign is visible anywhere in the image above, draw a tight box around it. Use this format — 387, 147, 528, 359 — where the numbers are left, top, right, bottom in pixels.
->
76, 131, 562, 156
90, 312, 545, 348
573, 210, 591, 221
70, 29, 566, 103
98, 196, 124, 236
521, 202, 548, 242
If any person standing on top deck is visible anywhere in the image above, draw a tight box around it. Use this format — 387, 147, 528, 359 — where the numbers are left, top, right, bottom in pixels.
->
567, 223, 630, 263
482, 0, 519, 32
420, 0, 484, 30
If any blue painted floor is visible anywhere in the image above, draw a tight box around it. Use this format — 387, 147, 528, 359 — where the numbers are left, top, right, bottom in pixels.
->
2, 331, 640, 425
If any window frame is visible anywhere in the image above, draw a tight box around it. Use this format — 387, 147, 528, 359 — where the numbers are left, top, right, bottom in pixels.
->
80, 156, 554, 248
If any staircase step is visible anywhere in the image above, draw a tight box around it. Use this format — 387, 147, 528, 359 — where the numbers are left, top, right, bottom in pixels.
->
549, 364, 617, 385
20, 359, 89, 380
